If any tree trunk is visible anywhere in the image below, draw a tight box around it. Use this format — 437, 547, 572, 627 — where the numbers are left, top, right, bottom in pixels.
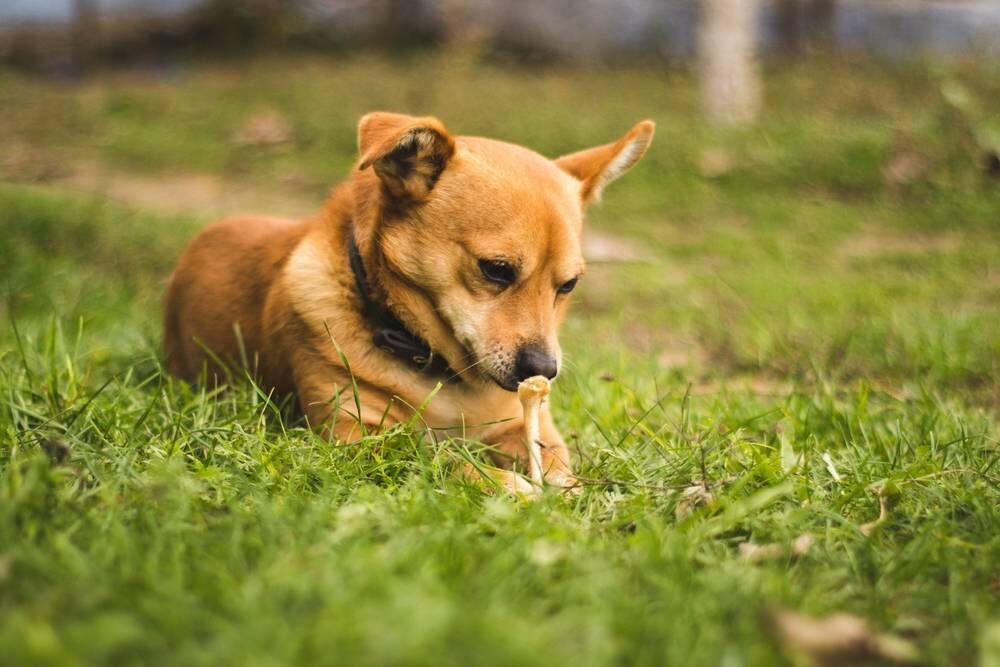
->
70, 0, 100, 74
774, 0, 801, 56
698, 0, 761, 125
805, 0, 836, 50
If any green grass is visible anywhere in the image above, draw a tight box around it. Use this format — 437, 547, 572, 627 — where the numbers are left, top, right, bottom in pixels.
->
2, 52, 1000, 666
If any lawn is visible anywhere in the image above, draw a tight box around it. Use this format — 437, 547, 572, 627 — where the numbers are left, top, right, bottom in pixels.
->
1, 51, 999, 666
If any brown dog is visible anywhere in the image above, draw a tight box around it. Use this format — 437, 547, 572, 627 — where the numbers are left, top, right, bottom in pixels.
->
164, 112, 654, 492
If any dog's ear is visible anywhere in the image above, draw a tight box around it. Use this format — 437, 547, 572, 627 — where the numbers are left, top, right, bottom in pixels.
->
555, 120, 655, 203
357, 112, 456, 203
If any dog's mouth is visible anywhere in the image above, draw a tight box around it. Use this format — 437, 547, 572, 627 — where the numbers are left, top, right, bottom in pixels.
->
446, 339, 517, 392
456, 354, 516, 392
490, 373, 519, 393
435, 336, 496, 388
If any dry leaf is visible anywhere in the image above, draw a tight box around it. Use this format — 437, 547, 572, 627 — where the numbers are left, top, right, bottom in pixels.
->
780, 433, 802, 473
675, 483, 714, 519
771, 608, 920, 665
232, 110, 293, 147
698, 147, 736, 178
882, 150, 929, 188
739, 533, 814, 562
822, 453, 842, 482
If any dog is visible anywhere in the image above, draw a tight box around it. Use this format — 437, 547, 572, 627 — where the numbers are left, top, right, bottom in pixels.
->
164, 112, 654, 493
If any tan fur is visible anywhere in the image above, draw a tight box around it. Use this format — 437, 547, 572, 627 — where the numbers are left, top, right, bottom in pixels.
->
164, 113, 654, 491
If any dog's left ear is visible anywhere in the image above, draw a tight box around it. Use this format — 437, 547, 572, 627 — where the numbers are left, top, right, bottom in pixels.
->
357, 112, 456, 203
556, 120, 655, 203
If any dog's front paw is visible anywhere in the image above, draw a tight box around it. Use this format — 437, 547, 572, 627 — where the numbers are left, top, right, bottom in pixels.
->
461, 463, 541, 500
544, 470, 581, 495
507, 471, 542, 499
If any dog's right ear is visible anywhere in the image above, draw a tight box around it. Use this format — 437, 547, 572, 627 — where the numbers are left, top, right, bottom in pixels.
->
357, 112, 456, 203
556, 120, 655, 204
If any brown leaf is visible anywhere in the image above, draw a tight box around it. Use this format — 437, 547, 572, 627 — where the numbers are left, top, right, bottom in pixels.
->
739, 533, 813, 562
231, 110, 293, 147
771, 609, 920, 665
675, 483, 713, 519
882, 150, 929, 188
697, 147, 736, 178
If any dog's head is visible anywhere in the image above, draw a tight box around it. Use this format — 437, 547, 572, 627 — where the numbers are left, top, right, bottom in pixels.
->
353, 112, 654, 391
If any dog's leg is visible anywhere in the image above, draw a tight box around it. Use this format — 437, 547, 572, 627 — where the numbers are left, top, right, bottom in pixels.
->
293, 364, 391, 442
298, 385, 544, 496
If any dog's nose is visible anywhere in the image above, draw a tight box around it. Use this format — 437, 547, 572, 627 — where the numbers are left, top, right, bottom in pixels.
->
514, 344, 558, 383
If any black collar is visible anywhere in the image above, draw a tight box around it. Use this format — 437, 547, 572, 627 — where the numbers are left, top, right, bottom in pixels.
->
347, 228, 457, 380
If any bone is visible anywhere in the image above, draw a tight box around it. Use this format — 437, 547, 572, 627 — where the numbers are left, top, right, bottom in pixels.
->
517, 375, 551, 487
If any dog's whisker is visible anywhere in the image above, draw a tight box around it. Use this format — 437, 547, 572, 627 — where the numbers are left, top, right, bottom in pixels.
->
447, 356, 489, 383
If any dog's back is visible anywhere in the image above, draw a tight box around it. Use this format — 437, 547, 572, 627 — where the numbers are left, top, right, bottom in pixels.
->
164, 215, 310, 387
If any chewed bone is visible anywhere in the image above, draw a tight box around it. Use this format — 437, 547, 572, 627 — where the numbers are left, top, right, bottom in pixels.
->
517, 375, 551, 486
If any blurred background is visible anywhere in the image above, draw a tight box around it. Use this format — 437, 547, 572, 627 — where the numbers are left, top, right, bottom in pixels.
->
2, 0, 999, 401
3, 1, 1000, 69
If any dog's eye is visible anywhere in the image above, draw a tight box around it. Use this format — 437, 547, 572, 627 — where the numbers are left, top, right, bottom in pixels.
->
557, 277, 579, 294
478, 259, 516, 287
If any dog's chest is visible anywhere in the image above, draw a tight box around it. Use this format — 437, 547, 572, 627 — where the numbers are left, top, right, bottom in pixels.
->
417, 382, 521, 438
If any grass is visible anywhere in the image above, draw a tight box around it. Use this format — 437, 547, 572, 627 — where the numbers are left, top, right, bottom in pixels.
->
2, 50, 1000, 666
